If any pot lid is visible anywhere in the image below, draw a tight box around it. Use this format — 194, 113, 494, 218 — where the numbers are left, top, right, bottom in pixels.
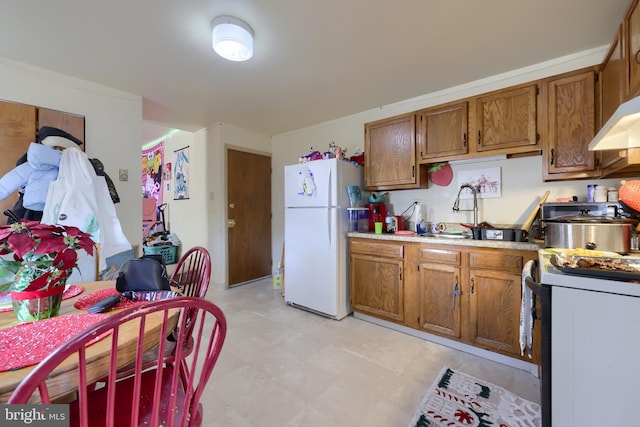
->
545, 214, 636, 224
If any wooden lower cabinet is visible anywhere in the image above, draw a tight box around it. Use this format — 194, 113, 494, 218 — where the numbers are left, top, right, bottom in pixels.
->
350, 238, 404, 323
416, 246, 462, 338
349, 237, 540, 364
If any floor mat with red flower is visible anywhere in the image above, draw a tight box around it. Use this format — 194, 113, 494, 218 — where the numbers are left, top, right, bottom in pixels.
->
0, 313, 111, 372
409, 367, 540, 427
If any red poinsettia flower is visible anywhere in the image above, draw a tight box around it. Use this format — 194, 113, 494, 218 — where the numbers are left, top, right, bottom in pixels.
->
0, 220, 96, 292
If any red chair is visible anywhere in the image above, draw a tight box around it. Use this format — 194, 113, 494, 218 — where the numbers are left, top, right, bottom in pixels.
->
170, 246, 211, 299
97, 246, 212, 385
8, 297, 227, 427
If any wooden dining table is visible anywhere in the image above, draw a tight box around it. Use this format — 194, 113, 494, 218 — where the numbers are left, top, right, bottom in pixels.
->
0, 280, 178, 403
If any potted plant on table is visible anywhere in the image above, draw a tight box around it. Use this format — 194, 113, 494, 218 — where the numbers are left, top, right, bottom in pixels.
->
0, 220, 95, 323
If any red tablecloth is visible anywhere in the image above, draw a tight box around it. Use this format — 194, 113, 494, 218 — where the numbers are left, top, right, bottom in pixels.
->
73, 288, 143, 311
0, 313, 110, 372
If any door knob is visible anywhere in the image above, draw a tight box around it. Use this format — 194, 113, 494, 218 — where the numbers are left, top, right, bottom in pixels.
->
228, 219, 236, 228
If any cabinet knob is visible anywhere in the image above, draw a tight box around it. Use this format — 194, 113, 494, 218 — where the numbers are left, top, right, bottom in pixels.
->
550, 148, 555, 166
635, 49, 640, 65
470, 277, 475, 293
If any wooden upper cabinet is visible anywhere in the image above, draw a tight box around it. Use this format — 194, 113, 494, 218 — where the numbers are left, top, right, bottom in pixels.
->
626, 0, 640, 99
601, 27, 625, 125
364, 113, 426, 190
600, 27, 628, 172
417, 101, 468, 162
472, 83, 539, 153
543, 68, 598, 181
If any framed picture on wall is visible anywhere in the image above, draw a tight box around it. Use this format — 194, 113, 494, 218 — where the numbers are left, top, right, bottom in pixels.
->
173, 146, 189, 200
457, 167, 501, 199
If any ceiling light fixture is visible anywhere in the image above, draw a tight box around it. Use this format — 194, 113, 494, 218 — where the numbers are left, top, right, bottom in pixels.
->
211, 15, 254, 62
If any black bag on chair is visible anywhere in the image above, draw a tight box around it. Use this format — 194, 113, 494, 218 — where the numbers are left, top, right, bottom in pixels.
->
116, 255, 170, 292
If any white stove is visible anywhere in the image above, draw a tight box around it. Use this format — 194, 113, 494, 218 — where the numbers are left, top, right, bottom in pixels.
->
535, 249, 640, 427
538, 249, 640, 297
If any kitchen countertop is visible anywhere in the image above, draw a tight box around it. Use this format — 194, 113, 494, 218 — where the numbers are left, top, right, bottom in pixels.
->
348, 232, 542, 251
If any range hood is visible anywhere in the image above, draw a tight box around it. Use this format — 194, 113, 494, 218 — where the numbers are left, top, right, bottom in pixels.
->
589, 95, 640, 151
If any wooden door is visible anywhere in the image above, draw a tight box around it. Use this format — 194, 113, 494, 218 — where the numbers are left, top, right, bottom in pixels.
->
38, 108, 85, 148
0, 101, 36, 221
227, 149, 271, 286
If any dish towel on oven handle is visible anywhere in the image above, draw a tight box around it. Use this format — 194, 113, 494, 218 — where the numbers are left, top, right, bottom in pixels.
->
519, 259, 536, 358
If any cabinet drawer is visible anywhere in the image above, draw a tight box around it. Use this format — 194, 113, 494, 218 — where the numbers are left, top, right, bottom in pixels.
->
469, 252, 523, 273
350, 239, 404, 258
418, 247, 461, 265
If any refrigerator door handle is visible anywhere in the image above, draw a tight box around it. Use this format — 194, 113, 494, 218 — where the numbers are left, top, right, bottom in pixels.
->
327, 207, 332, 246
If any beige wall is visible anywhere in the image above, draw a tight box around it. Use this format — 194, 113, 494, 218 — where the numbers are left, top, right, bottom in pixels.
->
146, 121, 271, 289
270, 46, 630, 259
0, 56, 142, 250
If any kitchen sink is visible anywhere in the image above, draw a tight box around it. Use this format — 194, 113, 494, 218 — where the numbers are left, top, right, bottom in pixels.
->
420, 232, 472, 239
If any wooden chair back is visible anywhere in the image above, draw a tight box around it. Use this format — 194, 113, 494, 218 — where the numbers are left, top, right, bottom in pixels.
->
8, 297, 227, 427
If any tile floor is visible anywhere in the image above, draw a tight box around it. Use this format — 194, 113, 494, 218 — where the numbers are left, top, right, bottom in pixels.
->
200, 278, 541, 426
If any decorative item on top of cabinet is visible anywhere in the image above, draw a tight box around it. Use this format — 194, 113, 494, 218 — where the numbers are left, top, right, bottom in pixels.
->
349, 238, 405, 323
364, 113, 427, 191
542, 67, 598, 181
472, 83, 539, 154
417, 101, 468, 162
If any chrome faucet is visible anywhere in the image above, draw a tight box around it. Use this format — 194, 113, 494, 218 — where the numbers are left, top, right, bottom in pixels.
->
452, 184, 479, 227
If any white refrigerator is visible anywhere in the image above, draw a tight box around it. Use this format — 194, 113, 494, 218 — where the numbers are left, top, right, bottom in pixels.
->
284, 158, 363, 319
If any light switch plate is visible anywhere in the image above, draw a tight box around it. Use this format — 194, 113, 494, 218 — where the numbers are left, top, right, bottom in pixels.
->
119, 168, 128, 182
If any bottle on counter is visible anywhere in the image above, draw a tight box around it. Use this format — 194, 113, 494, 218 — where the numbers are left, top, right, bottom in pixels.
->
373, 205, 383, 234
385, 212, 397, 233
608, 187, 619, 202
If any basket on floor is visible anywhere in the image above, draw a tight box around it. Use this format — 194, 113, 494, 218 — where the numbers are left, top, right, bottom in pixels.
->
143, 245, 177, 265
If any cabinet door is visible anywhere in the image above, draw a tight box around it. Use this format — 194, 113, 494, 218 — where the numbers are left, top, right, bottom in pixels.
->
0, 101, 36, 217
350, 253, 404, 322
418, 262, 462, 338
543, 69, 597, 180
627, 0, 640, 99
417, 102, 468, 161
600, 28, 626, 170
473, 84, 538, 153
364, 114, 420, 190
467, 269, 522, 357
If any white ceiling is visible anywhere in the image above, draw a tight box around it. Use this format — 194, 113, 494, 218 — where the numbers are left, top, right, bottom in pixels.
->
0, 1, 630, 138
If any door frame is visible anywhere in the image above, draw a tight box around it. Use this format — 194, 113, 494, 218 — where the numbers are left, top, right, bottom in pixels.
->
224, 145, 272, 287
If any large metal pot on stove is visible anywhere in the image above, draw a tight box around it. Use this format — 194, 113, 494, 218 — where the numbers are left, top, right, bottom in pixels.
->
541, 213, 636, 254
